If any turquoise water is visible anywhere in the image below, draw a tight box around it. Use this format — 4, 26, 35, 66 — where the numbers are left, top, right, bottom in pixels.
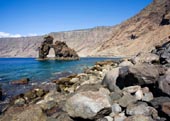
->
0, 58, 119, 83
0, 57, 120, 100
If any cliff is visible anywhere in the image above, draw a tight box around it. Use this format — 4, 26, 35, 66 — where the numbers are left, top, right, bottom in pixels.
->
0, 0, 170, 57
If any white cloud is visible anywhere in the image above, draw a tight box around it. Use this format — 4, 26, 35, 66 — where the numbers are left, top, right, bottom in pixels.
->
0, 32, 22, 38
28, 33, 37, 36
0, 32, 38, 38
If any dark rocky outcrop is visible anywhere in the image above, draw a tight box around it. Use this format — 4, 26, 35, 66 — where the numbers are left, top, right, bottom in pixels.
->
152, 40, 170, 64
38, 36, 79, 60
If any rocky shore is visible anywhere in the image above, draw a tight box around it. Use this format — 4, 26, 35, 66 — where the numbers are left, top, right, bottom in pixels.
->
0, 41, 170, 121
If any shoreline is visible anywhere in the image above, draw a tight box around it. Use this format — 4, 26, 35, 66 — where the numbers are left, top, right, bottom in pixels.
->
0, 43, 170, 120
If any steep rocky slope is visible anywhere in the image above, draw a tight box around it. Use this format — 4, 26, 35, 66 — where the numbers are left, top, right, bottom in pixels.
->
0, 0, 170, 57
97, 0, 170, 57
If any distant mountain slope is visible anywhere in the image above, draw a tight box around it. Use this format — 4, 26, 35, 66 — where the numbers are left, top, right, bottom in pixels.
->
0, 27, 113, 57
0, 0, 170, 57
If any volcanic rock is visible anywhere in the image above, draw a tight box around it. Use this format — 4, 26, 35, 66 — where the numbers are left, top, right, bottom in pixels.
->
65, 90, 111, 119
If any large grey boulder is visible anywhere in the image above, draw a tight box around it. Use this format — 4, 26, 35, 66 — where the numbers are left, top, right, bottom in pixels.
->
116, 64, 160, 89
118, 93, 137, 108
101, 67, 120, 92
65, 90, 111, 119
158, 69, 170, 95
126, 103, 158, 119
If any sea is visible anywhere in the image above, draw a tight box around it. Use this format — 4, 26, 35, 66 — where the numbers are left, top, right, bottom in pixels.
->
0, 57, 119, 98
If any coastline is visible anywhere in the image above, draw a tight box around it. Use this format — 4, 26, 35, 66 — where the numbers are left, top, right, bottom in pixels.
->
1, 39, 170, 121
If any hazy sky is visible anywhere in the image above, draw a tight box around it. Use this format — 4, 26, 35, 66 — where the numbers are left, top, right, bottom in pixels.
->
0, 0, 152, 37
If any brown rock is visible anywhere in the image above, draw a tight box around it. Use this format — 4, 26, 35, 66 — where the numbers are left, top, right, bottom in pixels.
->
11, 78, 30, 85
162, 102, 170, 116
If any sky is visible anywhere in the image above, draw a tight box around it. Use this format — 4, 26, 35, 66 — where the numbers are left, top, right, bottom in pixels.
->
0, 0, 152, 37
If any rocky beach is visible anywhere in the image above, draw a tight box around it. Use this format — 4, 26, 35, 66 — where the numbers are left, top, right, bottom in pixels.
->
0, 0, 170, 120
0, 41, 170, 121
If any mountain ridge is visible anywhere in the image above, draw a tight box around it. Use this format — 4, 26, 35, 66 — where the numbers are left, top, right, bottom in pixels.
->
0, 0, 170, 57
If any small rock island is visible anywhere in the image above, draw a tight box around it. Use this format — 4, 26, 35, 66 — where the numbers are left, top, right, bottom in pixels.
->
38, 35, 79, 60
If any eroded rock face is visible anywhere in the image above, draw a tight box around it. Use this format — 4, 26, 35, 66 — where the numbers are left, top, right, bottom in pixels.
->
65, 90, 111, 119
38, 36, 79, 60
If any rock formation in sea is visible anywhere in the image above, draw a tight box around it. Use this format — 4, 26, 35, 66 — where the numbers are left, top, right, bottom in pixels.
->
38, 35, 79, 60
1, 0, 170, 57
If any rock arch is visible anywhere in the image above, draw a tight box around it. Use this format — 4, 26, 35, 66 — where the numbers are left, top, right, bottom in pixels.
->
38, 36, 79, 60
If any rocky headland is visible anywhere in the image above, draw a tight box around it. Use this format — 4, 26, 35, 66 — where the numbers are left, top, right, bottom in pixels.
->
0, 41, 170, 121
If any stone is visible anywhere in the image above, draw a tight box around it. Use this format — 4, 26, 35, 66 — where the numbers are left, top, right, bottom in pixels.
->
124, 115, 154, 121
142, 92, 154, 102
123, 86, 141, 93
150, 97, 170, 108
55, 113, 73, 121
11, 78, 30, 85
158, 69, 170, 95
118, 93, 137, 107
135, 89, 143, 100
95, 60, 116, 67
114, 112, 127, 121
65, 90, 111, 119
162, 102, 170, 116
70, 78, 79, 83
132, 52, 159, 64
117, 64, 160, 89
14, 98, 26, 106
110, 92, 123, 102
101, 67, 120, 92
76, 84, 102, 92
152, 41, 170, 64
111, 103, 122, 114
119, 60, 133, 67
1, 105, 47, 121
104, 116, 113, 121
126, 103, 153, 116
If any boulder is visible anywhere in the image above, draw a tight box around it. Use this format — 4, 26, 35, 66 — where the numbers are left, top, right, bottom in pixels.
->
126, 103, 158, 119
111, 103, 122, 114
150, 97, 170, 108
118, 93, 137, 107
110, 92, 122, 102
142, 92, 154, 102
11, 78, 30, 85
152, 41, 170, 64
1, 105, 47, 121
119, 60, 133, 67
162, 102, 170, 116
124, 115, 154, 121
116, 64, 160, 89
101, 67, 120, 92
132, 52, 159, 64
123, 86, 141, 94
113, 112, 127, 121
158, 69, 170, 95
65, 90, 111, 119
